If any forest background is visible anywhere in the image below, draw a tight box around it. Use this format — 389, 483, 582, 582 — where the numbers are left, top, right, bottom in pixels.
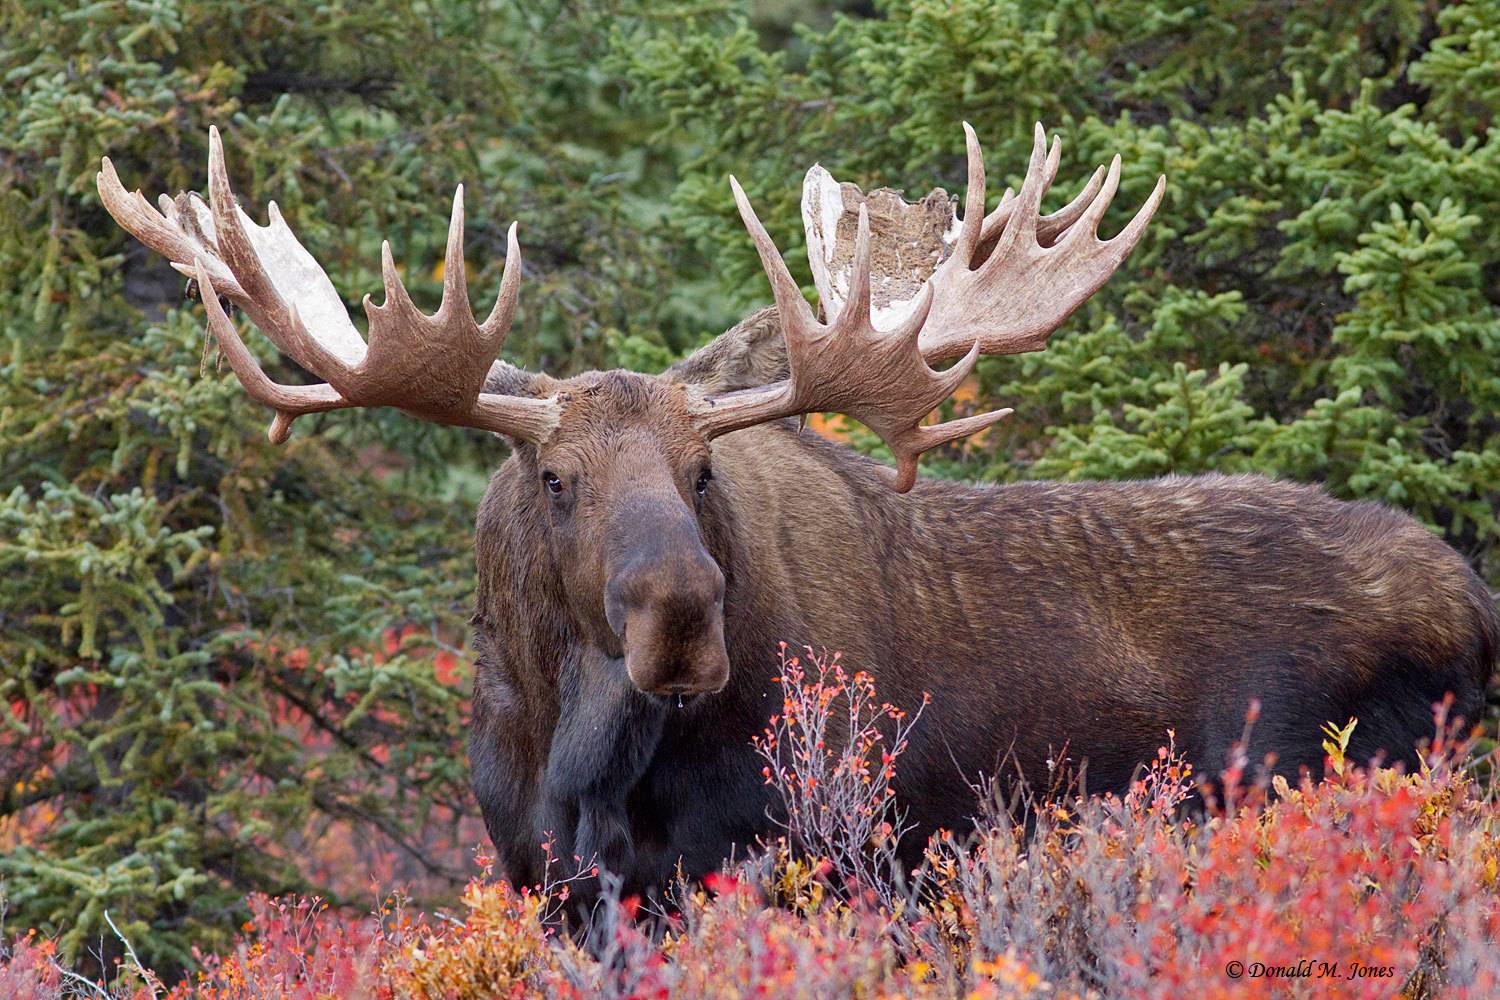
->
2, 0, 1498, 979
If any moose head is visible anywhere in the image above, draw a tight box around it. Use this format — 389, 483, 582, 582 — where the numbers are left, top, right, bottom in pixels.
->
97, 125, 1163, 701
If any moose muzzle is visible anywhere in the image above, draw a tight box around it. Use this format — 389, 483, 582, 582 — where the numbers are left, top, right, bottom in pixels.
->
603, 520, 729, 698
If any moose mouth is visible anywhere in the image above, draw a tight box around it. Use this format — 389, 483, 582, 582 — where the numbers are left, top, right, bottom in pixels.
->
603, 647, 717, 706
628, 659, 726, 701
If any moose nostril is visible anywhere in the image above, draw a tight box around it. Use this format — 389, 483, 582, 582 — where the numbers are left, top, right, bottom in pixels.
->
604, 585, 628, 638
692, 561, 725, 607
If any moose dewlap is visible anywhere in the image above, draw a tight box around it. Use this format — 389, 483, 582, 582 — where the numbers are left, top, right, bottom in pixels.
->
101, 124, 1497, 901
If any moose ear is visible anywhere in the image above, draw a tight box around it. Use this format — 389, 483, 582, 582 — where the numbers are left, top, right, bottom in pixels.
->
664, 306, 789, 394
483, 360, 556, 399
482, 361, 560, 448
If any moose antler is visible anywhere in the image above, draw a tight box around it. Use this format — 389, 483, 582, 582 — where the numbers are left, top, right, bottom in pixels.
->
692, 191, 1005, 493
688, 123, 1165, 492
97, 126, 559, 444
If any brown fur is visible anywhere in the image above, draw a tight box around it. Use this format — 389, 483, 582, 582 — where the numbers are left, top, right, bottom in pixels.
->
466, 318, 1498, 895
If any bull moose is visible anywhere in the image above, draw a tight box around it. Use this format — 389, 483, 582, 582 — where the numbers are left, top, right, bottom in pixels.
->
98, 124, 1498, 897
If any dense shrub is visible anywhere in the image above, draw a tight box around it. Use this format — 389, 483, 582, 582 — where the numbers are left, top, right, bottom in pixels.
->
753, 644, 927, 909
4, 658, 1497, 998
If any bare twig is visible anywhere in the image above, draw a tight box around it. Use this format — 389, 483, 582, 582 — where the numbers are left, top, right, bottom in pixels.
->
103, 910, 162, 998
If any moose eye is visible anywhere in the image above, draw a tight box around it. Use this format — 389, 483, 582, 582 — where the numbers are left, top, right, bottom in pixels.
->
695, 469, 713, 497
543, 471, 564, 496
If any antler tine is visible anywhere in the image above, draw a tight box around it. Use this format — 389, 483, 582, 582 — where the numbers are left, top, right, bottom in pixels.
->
1067, 154, 1123, 243
477, 222, 523, 348
97, 156, 244, 299
976, 134, 1057, 245
730, 176, 817, 336
841, 203, 874, 331
887, 397, 1012, 493
377, 240, 415, 316
436, 185, 472, 320
989, 123, 1053, 258
1113, 174, 1168, 252
967, 126, 1056, 261
1062, 160, 1166, 264
384, 190, 515, 350
980, 159, 1106, 254
952, 123, 988, 267
1037, 163, 1105, 245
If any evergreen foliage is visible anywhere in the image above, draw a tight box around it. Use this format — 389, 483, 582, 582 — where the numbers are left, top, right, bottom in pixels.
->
2, 0, 1496, 975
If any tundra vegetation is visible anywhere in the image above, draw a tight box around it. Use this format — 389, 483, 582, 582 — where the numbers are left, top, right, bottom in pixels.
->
2, 0, 1499, 996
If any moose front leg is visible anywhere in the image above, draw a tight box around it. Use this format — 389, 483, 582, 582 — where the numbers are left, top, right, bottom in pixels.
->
544, 646, 666, 883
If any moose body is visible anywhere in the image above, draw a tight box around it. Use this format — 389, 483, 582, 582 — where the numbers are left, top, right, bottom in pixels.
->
468, 352, 1498, 893
100, 123, 1498, 903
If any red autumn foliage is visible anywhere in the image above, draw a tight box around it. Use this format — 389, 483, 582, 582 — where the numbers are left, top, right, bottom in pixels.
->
753, 644, 929, 908
0, 933, 63, 1000
5, 651, 1498, 998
